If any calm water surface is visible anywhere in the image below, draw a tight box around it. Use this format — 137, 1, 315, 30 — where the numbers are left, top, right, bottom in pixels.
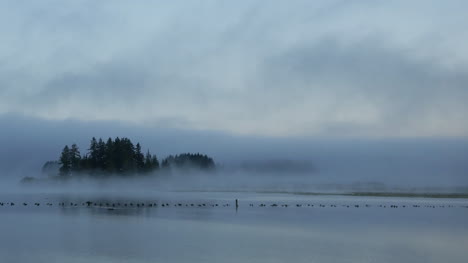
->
0, 192, 467, 263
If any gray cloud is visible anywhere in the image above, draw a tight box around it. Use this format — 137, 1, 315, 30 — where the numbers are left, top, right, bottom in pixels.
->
0, 1, 467, 137
259, 38, 468, 136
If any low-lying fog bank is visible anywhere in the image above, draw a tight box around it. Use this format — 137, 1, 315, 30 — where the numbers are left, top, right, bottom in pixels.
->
5, 168, 468, 199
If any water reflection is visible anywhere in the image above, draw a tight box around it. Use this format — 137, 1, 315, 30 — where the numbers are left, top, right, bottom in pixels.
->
1, 192, 468, 263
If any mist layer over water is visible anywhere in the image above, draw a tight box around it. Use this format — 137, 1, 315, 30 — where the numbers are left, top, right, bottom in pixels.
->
2, 115, 468, 191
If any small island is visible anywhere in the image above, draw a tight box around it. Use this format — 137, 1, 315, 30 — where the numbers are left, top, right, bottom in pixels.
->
41, 137, 215, 178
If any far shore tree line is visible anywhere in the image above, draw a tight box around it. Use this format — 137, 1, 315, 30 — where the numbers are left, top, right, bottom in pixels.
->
42, 137, 215, 177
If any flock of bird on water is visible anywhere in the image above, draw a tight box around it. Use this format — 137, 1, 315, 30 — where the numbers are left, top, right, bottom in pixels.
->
0, 200, 467, 210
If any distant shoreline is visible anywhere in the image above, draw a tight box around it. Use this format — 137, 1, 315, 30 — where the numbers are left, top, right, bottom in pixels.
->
345, 192, 468, 199
177, 190, 468, 199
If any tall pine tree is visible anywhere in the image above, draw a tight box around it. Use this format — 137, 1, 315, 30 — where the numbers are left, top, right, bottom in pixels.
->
59, 145, 71, 176
70, 144, 81, 172
134, 143, 145, 172
88, 137, 98, 169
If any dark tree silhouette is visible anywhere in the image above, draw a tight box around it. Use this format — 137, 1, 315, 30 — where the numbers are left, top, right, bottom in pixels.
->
59, 145, 71, 176
88, 137, 98, 169
51, 137, 214, 177
105, 137, 115, 172
97, 138, 106, 170
161, 153, 215, 170
151, 155, 160, 170
70, 144, 81, 172
134, 143, 145, 172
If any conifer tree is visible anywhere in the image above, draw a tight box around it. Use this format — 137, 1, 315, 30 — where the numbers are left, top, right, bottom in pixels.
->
97, 138, 106, 170
70, 143, 81, 172
59, 145, 71, 176
105, 138, 115, 172
144, 150, 152, 172
134, 143, 145, 171
151, 155, 160, 170
113, 137, 122, 172
88, 137, 98, 169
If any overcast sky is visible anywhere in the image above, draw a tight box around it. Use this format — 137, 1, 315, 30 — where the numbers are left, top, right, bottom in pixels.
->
1, 0, 467, 137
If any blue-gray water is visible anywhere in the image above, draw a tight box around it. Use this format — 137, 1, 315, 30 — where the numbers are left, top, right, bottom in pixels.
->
1, 192, 467, 263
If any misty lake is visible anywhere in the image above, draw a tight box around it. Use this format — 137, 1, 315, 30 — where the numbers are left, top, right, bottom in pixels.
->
1, 191, 467, 263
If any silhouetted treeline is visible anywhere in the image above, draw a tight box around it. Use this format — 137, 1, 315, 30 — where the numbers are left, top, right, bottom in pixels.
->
161, 153, 215, 170
57, 137, 158, 176
49, 137, 215, 176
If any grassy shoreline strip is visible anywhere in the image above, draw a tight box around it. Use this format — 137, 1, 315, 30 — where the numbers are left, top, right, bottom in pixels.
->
176, 189, 468, 199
